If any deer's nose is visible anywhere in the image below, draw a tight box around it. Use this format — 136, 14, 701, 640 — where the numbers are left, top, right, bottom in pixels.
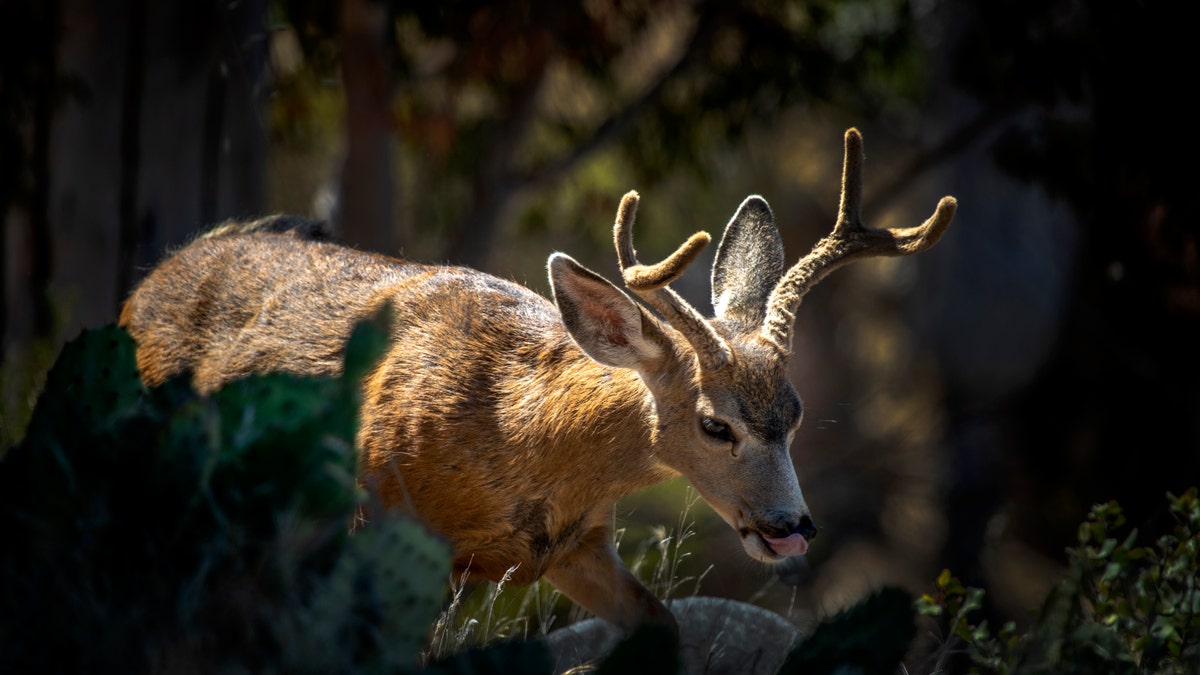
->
757, 512, 818, 540
795, 514, 817, 541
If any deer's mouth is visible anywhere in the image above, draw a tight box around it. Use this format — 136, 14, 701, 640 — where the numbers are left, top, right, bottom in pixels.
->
760, 531, 809, 557
738, 528, 808, 563
705, 501, 814, 562
734, 507, 817, 562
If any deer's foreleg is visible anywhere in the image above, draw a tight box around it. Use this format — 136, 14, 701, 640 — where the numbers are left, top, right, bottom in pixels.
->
542, 526, 677, 634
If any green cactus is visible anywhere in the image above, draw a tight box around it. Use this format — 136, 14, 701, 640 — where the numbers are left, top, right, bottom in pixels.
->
778, 586, 916, 675
294, 517, 453, 672
413, 638, 553, 675
594, 622, 680, 675
0, 318, 451, 673
26, 324, 146, 433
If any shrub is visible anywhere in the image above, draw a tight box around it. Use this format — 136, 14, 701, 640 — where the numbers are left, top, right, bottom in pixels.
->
0, 320, 452, 673
918, 490, 1200, 674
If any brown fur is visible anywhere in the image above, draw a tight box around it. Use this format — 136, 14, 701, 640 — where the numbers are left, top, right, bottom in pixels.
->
121, 225, 685, 627
121, 132, 954, 631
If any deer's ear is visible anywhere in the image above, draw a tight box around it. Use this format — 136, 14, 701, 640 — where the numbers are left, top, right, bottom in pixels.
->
711, 196, 785, 328
549, 253, 664, 369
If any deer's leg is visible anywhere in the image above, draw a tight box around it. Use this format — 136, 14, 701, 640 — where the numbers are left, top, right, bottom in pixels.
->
542, 527, 677, 633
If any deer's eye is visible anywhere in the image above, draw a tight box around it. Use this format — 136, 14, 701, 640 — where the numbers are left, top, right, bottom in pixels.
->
700, 417, 735, 443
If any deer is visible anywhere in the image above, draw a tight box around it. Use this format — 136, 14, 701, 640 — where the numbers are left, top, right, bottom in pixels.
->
119, 128, 956, 631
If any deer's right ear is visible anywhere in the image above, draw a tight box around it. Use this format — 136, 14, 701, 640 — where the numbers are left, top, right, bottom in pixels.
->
711, 196, 785, 327
549, 253, 664, 369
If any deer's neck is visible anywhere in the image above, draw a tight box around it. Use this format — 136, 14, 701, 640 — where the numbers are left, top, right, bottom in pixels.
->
498, 329, 675, 501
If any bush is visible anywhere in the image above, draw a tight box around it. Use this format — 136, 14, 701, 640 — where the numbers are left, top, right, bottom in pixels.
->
0, 320, 452, 673
918, 490, 1200, 674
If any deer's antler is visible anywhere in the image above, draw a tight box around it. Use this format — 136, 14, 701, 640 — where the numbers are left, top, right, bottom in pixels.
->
614, 191, 732, 370
762, 128, 957, 353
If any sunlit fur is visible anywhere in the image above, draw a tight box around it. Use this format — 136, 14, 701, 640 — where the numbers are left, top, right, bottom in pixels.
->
120, 129, 955, 632
119, 220, 807, 632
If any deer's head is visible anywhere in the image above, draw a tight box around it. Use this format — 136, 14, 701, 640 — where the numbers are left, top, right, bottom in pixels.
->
548, 129, 956, 563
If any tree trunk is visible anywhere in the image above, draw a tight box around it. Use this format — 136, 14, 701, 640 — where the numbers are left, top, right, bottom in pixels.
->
49, 0, 268, 333
336, 0, 395, 254
443, 69, 547, 269
114, 0, 146, 306
29, 3, 58, 342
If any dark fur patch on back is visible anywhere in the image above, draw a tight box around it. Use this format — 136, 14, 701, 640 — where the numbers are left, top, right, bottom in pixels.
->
202, 214, 330, 241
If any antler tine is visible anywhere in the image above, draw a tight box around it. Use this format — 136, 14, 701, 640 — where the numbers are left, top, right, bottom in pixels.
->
762, 128, 958, 353
613, 191, 732, 370
834, 127, 866, 236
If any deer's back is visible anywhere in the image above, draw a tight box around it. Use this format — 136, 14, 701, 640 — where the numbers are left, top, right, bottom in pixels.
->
120, 229, 626, 581
121, 231, 554, 390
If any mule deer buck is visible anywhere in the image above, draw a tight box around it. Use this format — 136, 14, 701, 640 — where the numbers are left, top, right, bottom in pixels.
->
120, 128, 956, 630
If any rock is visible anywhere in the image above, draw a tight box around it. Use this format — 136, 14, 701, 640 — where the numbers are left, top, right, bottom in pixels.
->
545, 596, 801, 675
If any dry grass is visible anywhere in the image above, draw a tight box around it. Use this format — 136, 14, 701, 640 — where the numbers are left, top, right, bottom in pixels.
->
422, 487, 710, 663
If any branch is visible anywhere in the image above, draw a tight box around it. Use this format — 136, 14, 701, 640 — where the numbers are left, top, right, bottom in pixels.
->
511, 14, 717, 192
863, 104, 1017, 223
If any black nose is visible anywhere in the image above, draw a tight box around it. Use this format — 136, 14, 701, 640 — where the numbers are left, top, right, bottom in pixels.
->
795, 514, 817, 541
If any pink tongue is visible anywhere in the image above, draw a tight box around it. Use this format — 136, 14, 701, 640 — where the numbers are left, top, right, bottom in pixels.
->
763, 533, 809, 557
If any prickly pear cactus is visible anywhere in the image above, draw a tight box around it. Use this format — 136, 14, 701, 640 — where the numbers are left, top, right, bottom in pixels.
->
22, 325, 145, 449
367, 518, 454, 663
344, 301, 395, 382
293, 517, 453, 670
777, 586, 915, 675
1, 320, 449, 672
162, 370, 361, 530
417, 638, 554, 675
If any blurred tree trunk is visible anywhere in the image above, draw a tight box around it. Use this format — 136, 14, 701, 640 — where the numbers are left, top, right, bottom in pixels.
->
445, 70, 546, 267
336, 0, 395, 253
0, 0, 58, 447
49, 0, 268, 335
0, 1, 59, 353
114, 0, 146, 307
28, 5, 57, 343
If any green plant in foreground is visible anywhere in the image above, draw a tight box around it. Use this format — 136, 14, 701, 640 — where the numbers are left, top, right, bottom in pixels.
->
0, 319, 452, 673
779, 586, 916, 675
918, 490, 1200, 674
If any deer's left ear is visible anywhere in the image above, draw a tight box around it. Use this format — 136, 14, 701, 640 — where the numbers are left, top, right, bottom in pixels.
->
711, 196, 785, 328
549, 253, 664, 370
